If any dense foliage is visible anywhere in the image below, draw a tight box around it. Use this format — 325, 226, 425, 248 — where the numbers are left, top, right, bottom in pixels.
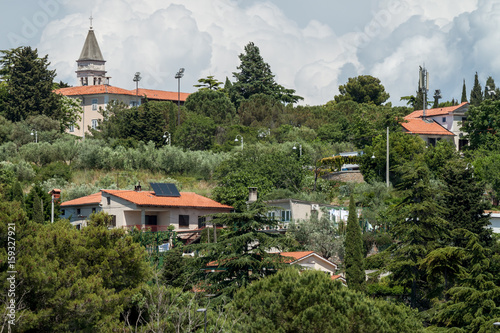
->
3, 41, 500, 332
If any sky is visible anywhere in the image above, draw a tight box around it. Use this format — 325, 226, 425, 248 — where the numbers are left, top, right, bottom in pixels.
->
1, 0, 497, 106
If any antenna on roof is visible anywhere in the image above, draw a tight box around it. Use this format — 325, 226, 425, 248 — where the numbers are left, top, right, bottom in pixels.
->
89, 13, 93, 30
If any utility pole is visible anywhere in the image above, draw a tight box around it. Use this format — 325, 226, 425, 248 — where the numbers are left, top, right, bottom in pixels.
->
386, 127, 389, 188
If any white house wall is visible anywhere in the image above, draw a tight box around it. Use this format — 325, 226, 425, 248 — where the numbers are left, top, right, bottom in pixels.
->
68, 93, 139, 138
295, 256, 337, 275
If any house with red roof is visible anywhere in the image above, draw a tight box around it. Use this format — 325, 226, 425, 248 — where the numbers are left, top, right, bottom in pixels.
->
60, 183, 232, 231
54, 25, 189, 138
279, 251, 339, 277
402, 102, 469, 150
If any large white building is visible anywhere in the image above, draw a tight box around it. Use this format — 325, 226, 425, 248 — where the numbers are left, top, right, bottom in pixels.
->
55, 25, 189, 138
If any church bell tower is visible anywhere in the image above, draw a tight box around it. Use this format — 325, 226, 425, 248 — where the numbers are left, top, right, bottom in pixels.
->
76, 16, 109, 86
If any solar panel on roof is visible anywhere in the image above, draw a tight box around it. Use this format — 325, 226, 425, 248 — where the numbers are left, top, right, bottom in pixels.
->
150, 183, 181, 197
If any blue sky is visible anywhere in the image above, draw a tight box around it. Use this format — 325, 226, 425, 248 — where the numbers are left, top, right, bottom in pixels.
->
1, 0, 493, 106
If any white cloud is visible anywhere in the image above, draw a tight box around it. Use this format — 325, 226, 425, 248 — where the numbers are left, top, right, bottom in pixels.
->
32, 0, 500, 106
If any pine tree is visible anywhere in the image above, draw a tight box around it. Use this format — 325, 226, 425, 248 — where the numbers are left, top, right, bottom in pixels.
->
344, 194, 365, 292
191, 202, 294, 297
230, 42, 302, 107
461, 79, 467, 103
390, 157, 448, 308
0, 47, 61, 122
440, 159, 492, 247
470, 72, 483, 106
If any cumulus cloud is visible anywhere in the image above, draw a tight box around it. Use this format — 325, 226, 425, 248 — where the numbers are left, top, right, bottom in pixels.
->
34, 0, 500, 106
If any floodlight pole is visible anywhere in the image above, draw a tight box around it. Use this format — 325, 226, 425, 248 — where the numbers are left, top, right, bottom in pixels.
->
133, 72, 141, 106
175, 68, 185, 126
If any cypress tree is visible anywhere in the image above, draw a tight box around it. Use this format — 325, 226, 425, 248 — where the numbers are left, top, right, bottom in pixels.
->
470, 72, 483, 106
484, 76, 496, 100
32, 191, 44, 224
461, 79, 467, 103
10, 181, 24, 209
414, 86, 424, 111
344, 194, 365, 292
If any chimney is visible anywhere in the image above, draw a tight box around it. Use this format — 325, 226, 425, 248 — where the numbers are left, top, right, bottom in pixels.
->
248, 187, 257, 203
134, 182, 142, 192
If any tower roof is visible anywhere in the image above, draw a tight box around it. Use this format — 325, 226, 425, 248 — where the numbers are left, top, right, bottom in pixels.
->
78, 29, 104, 61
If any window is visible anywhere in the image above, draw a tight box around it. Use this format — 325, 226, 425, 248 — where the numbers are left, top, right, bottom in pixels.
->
428, 138, 436, 146
198, 216, 206, 228
91, 119, 98, 130
69, 125, 74, 132
110, 215, 116, 227
459, 139, 469, 150
77, 208, 81, 215
61, 209, 65, 216
179, 215, 189, 227
267, 211, 276, 219
76, 224, 81, 230
92, 207, 96, 213
92, 98, 98, 110
106, 197, 111, 205
442, 117, 446, 123
281, 210, 291, 222
145, 215, 158, 225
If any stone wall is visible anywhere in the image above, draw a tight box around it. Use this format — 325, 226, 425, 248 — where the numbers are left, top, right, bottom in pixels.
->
323, 171, 365, 183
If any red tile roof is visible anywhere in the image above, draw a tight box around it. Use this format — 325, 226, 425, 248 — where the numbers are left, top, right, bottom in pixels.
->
61, 192, 102, 206
54, 85, 189, 102
54, 85, 135, 96
133, 88, 189, 102
61, 190, 233, 210
401, 118, 454, 136
279, 251, 315, 263
406, 102, 468, 119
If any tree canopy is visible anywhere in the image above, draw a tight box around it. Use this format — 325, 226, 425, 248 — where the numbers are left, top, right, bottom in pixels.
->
334, 75, 390, 105
0, 47, 61, 123
230, 42, 303, 106
228, 268, 425, 333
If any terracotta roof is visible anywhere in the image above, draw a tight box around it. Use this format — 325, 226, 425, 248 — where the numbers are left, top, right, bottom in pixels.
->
401, 118, 455, 136
133, 88, 189, 102
331, 274, 344, 281
279, 251, 315, 263
55, 85, 135, 96
406, 102, 469, 119
61, 192, 102, 206
63, 189, 232, 210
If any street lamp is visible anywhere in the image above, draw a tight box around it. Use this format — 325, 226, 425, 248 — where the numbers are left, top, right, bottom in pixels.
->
292, 143, 302, 157
466, 162, 474, 178
30, 130, 38, 143
235, 135, 243, 150
197, 308, 207, 332
175, 68, 185, 126
163, 131, 171, 146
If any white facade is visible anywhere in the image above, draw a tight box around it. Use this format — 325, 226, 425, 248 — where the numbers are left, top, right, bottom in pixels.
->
265, 199, 349, 229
